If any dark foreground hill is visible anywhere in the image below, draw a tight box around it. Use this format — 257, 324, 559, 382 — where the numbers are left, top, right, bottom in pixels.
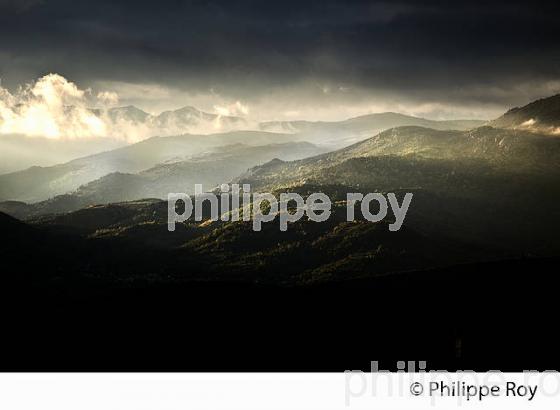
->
1, 210, 558, 371
14, 199, 484, 284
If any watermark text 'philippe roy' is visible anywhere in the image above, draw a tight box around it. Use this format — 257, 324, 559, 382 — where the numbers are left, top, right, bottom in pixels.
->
168, 184, 413, 232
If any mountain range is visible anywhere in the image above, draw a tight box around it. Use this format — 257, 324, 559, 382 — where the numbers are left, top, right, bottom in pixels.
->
101, 104, 249, 135
0, 130, 296, 203
0, 110, 486, 203
238, 125, 560, 192
259, 112, 485, 146
235, 124, 560, 254
0, 104, 247, 174
1, 94, 559, 282
0, 142, 325, 217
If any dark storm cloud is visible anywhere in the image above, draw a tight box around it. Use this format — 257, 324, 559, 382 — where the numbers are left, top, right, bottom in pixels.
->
1, 0, 560, 108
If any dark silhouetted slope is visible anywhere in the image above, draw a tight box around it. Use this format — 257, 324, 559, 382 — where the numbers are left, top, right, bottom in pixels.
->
490, 94, 560, 134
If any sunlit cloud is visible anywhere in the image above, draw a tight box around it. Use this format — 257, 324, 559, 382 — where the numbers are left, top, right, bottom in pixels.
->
0, 74, 109, 139
97, 91, 119, 106
214, 101, 249, 117
0, 74, 254, 142
516, 118, 560, 135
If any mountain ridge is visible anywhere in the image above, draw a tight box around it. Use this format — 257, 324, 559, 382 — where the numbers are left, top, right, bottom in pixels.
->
489, 94, 560, 134
0, 142, 326, 217
0, 110, 487, 202
236, 125, 560, 192
0, 130, 298, 202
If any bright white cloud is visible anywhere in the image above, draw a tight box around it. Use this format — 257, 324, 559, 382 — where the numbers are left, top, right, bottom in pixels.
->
214, 101, 249, 117
0, 74, 109, 139
97, 91, 119, 106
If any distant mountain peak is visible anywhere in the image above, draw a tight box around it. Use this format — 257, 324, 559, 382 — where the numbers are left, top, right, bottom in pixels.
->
160, 106, 202, 115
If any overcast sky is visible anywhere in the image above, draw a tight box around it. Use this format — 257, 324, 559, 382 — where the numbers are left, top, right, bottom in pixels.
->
1, 0, 560, 120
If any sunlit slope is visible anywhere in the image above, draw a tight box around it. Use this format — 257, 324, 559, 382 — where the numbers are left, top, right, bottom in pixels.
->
0, 131, 298, 202
237, 126, 560, 191
0, 142, 325, 216
234, 126, 560, 254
